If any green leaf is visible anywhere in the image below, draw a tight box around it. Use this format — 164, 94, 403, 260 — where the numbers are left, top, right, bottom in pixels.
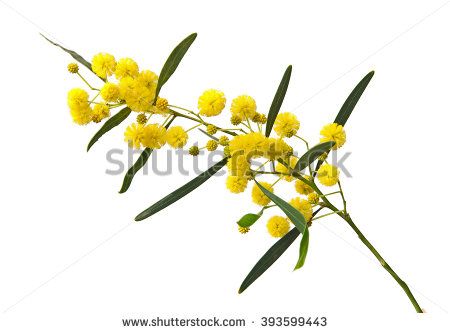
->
294, 227, 309, 270
239, 228, 300, 294
119, 116, 176, 194
255, 180, 306, 233
294, 141, 335, 172
314, 71, 374, 174
238, 209, 322, 294
41, 34, 105, 82
334, 71, 375, 126
237, 213, 262, 228
154, 33, 197, 100
265, 65, 292, 137
87, 107, 131, 152
135, 158, 227, 221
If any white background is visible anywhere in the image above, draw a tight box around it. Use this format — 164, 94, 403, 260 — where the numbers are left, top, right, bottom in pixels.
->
1, 0, 449, 331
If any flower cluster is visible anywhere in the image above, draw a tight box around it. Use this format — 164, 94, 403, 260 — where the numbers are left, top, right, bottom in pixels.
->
66, 53, 347, 239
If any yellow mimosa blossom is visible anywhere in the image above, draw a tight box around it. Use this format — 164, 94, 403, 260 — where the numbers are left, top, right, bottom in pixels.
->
274, 112, 300, 138
137, 70, 158, 91
91, 103, 110, 123
204, 140, 217, 151
206, 124, 218, 135
126, 85, 154, 112
115, 57, 139, 79
198, 89, 226, 116
294, 176, 314, 195
320, 123, 346, 150
70, 105, 92, 125
136, 113, 147, 124
165, 126, 188, 148
227, 154, 250, 177
218, 136, 229, 146
252, 181, 273, 206
230, 115, 242, 126
264, 138, 293, 161
142, 124, 167, 149
67, 88, 89, 110
67, 63, 78, 74
91, 53, 116, 79
238, 226, 250, 234
275, 156, 298, 182
317, 164, 340, 186
124, 123, 146, 149
228, 132, 268, 160
189, 145, 200, 156
226, 175, 248, 193
231, 95, 257, 120
307, 192, 320, 204
119, 77, 137, 100
100, 82, 120, 102
290, 197, 313, 221
155, 97, 169, 114
267, 216, 291, 237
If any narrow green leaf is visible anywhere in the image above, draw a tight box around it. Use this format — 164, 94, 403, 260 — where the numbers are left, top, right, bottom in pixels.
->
294, 227, 309, 270
265, 65, 292, 137
154, 33, 197, 99
238, 208, 322, 294
135, 158, 227, 221
87, 107, 131, 152
238, 228, 300, 294
119, 116, 176, 194
294, 141, 335, 172
314, 71, 374, 174
237, 213, 262, 228
255, 180, 306, 233
334, 71, 375, 126
41, 34, 105, 81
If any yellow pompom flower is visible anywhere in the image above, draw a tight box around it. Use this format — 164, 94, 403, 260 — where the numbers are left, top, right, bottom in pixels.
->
320, 123, 346, 150
230, 95, 257, 119
206, 124, 217, 135
226, 175, 248, 193
142, 124, 167, 149
228, 132, 268, 160
264, 138, 293, 160
137, 70, 158, 91
100, 82, 120, 102
67, 88, 89, 110
136, 113, 147, 124
67, 63, 79, 74
91, 103, 110, 123
119, 77, 137, 100
317, 164, 340, 186
124, 123, 146, 149
266, 216, 291, 238
155, 97, 169, 114
275, 156, 298, 182
189, 145, 200, 156
290, 197, 313, 221
274, 112, 300, 138
126, 85, 153, 112
165, 126, 188, 148
115, 57, 139, 79
307, 192, 320, 204
294, 176, 314, 195
198, 89, 226, 116
70, 105, 92, 125
230, 115, 242, 126
227, 154, 250, 177
238, 226, 250, 234
91, 53, 116, 79
206, 140, 218, 151
251, 181, 273, 206
218, 136, 229, 146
